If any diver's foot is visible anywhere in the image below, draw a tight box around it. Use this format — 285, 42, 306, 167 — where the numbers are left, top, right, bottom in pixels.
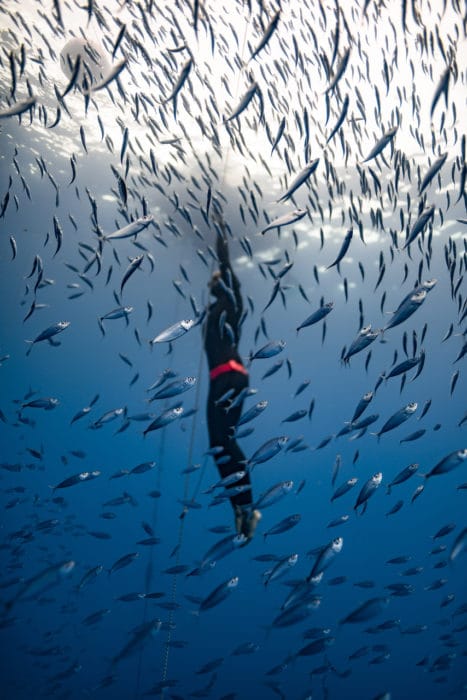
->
237, 508, 262, 544
234, 505, 244, 535
244, 508, 261, 542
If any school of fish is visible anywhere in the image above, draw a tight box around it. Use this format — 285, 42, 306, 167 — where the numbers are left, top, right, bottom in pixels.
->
0, 0, 466, 699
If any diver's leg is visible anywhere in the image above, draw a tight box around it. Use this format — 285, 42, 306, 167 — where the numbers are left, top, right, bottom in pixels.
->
207, 373, 252, 499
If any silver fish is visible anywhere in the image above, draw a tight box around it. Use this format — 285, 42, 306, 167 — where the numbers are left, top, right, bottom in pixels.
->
26, 321, 70, 356
260, 209, 307, 235
198, 576, 239, 612
150, 319, 196, 344
354, 473, 382, 513
104, 215, 153, 240
374, 403, 417, 439
277, 159, 320, 203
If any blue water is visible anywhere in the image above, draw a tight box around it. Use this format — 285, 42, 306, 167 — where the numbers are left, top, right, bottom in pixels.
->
0, 1, 466, 698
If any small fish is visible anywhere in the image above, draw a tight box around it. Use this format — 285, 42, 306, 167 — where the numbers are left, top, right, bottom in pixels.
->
264, 554, 298, 586
201, 534, 246, 569
422, 449, 467, 479
5, 560, 75, 612
307, 537, 343, 580
325, 47, 350, 93
331, 478, 358, 502
249, 340, 286, 362
150, 319, 196, 344
162, 55, 193, 113
419, 153, 448, 195
224, 82, 260, 124
430, 65, 450, 118
84, 59, 127, 94
271, 117, 286, 155
432, 523, 456, 540
260, 209, 307, 235
111, 619, 161, 665
109, 552, 139, 576
149, 377, 197, 401
363, 127, 398, 162
386, 463, 418, 494
277, 159, 320, 203
51, 470, 101, 492
9, 235, 17, 260
21, 397, 59, 410
403, 206, 435, 249
104, 216, 153, 240
374, 403, 417, 439
254, 480, 294, 509
26, 321, 70, 356
271, 597, 321, 628
327, 515, 350, 528
384, 291, 427, 331
349, 391, 373, 424
263, 514, 301, 540
198, 577, 239, 613
343, 325, 380, 364
386, 500, 404, 517
248, 9, 281, 62
327, 228, 353, 269
400, 429, 426, 444
247, 436, 289, 469
411, 484, 425, 504
120, 255, 144, 294
297, 302, 334, 333
294, 379, 311, 397
326, 95, 349, 144
143, 406, 184, 436
129, 461, 156, 475
385, 355, 423, 380
238, 400, 268, 427
449, 527, 467, 562
282, 409, 307, 424
354, 473, 382, 514
91, 407, 126, 429
0, 96, 36, 119
340, 597, 390, 625
112, 23, 127, 59
77, 565, 104, 591
450, 370, 459, 396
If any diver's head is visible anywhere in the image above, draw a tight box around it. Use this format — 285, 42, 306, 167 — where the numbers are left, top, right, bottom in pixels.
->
208, 270, 222, 297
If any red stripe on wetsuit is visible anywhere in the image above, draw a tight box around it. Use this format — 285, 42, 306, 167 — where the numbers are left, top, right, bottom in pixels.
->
209, 359, 248, 380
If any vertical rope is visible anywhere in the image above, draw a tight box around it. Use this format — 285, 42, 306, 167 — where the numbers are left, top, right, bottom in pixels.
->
159, 338, 207, 696
133, 427, 167, 700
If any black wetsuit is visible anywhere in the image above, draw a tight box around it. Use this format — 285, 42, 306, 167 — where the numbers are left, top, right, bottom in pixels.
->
204, 231, 252, 510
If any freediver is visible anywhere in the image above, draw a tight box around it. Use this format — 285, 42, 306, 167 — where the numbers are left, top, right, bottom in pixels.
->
204, 212, 261, 542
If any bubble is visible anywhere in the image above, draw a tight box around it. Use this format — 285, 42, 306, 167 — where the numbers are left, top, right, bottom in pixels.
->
60, 38, 110, 90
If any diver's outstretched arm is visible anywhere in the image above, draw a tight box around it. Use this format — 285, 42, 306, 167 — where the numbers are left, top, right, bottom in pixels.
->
216, 229, 230, 269
212, 212, 243, 317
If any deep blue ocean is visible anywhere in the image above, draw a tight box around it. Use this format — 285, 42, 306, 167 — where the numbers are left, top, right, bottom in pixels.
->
0, 1, 466, 698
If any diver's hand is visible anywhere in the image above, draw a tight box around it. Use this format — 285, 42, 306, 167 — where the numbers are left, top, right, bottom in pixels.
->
216, 231, 229, 265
